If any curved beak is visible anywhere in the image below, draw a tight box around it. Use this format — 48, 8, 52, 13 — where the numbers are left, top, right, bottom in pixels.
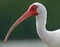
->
4, 10, 32, 43
4, 5, 38, 43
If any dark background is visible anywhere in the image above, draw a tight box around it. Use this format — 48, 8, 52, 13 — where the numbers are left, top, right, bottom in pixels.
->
0, 0, 60, 41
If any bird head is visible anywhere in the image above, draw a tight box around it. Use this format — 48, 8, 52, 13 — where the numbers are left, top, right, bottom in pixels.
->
4, 2, 47, 42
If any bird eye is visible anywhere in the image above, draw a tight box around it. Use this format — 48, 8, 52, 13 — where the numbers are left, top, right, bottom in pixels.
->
29, 5, 38, 12
27, 5, 38, 16
31, 5, 38, 10
28, 5, 38, 16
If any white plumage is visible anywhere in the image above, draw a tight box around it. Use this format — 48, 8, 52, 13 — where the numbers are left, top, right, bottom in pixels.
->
4, 2, 60, 47
35, 2, 60, 47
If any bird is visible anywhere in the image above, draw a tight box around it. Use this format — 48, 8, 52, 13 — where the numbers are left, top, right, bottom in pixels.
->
4, 2, 60, 47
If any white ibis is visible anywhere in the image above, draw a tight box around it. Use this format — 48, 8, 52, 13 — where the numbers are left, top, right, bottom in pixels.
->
4, 2, 60, 47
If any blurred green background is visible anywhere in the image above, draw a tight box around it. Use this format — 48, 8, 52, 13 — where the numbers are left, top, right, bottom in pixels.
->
0, 0, 60, 41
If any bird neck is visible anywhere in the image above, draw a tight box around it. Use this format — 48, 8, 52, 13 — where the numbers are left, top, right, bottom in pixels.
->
36, 9, 47, 29
35, 12, 48, 40
36, 14, 47, 32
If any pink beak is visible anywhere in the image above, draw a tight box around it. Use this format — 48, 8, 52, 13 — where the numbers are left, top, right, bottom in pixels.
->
4, 5, 38, 43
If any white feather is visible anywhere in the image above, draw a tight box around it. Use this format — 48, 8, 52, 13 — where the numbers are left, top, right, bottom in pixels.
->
32, 2, 60, 47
